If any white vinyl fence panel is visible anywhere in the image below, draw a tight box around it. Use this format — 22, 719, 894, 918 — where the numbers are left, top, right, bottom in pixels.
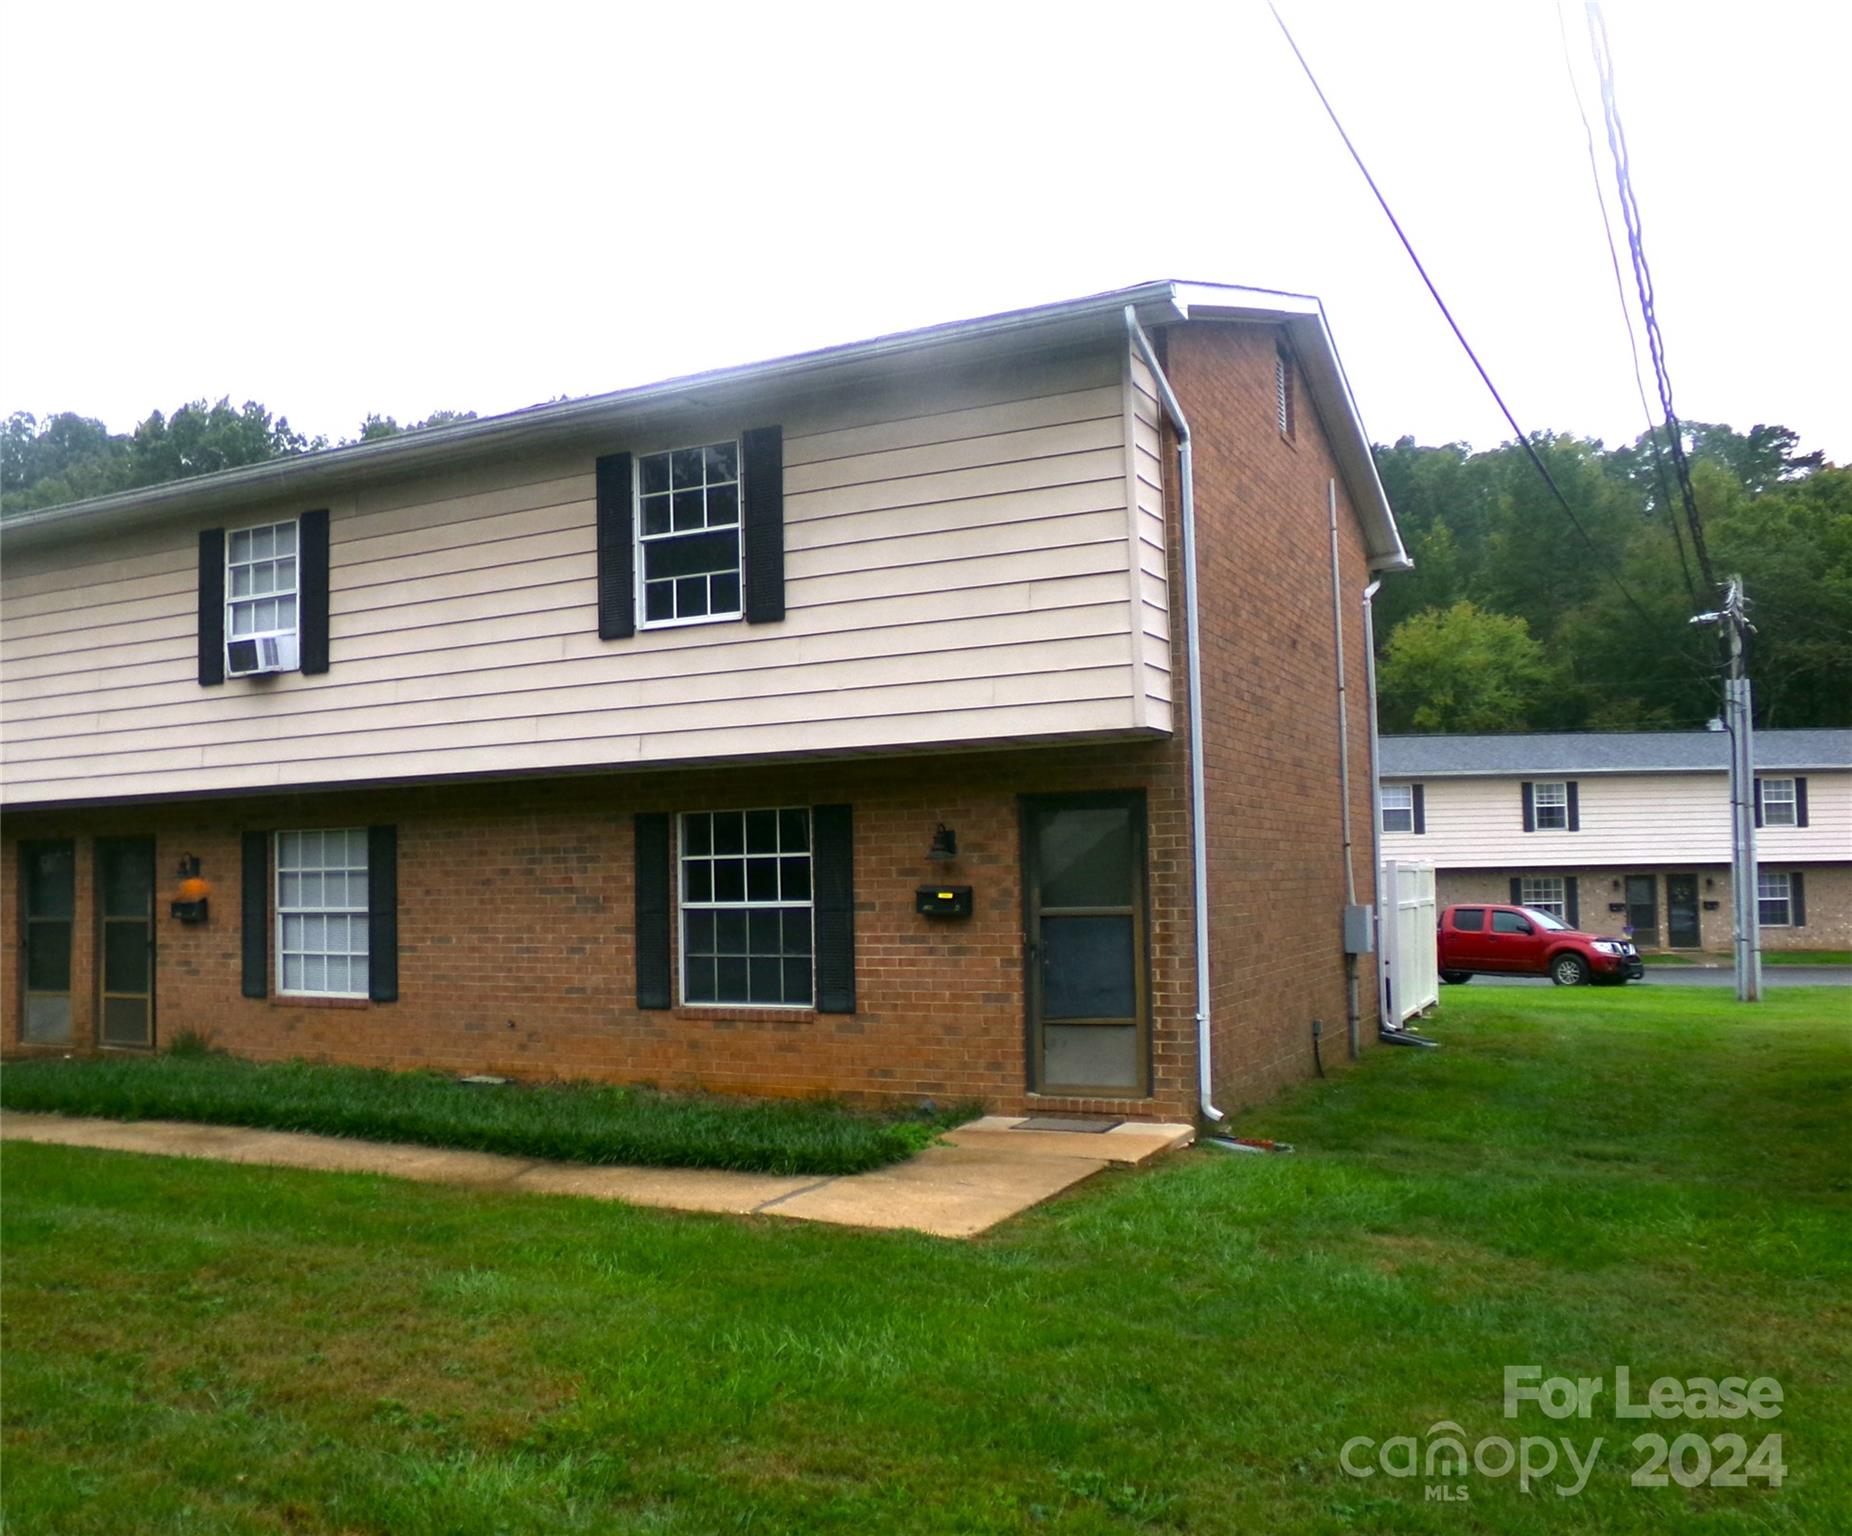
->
1379, 859, 1438, 1025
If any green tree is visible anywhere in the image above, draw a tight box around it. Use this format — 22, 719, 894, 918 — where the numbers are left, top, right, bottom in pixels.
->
1, 411, 133, 512
1377, 601, 1556, 733
127, 398, 321, 487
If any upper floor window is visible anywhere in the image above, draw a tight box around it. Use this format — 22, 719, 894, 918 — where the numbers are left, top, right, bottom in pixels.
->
1760, 778, 1797, 827
680, 808, 813, 1006
1757, 871, 1793, 927
1520, 875, 1566, 921
1382, 784, 1415, 833
227, 519, 299, 674
1532, 780, 1569, 830
638, 440, 742, 627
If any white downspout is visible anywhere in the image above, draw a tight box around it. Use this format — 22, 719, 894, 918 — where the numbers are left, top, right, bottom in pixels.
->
1361, 577, 1387, 1031
1124, 307, 1221, 1123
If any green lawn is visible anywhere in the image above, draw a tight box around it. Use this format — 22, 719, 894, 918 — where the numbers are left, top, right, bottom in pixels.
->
0, 1051, 967, 1176
4, 988, 1848, 1534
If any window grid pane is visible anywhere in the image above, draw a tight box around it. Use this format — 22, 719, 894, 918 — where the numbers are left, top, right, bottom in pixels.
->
1757, 872, 1791, 927
227, 519, 301, 641
638, 441, 742, 624
680, 808, 813, 1006
1761, 779, 1796, 827
1520, 876, 1566, 919
1381, 784, 1413, 833
276, 828, 369, 997
1533, 781, 1568, 829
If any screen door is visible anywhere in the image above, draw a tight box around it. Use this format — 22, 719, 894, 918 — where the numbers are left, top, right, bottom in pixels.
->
21, 840, 76, 1044
1024, 794, 1149, 1097
97, 837, 156, 1048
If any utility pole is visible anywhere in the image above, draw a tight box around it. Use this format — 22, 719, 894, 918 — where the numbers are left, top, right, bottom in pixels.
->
1691, 577, 1760, 1001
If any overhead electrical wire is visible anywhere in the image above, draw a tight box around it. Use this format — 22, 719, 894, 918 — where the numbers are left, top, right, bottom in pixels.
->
1586, 2, 1717, 593
1266, 2, 1697, 665
1555, 2, 1697, 603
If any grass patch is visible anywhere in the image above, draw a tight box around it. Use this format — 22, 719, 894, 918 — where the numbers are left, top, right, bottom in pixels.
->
4, 987, 1848, 1533
0, 1051, 970, 1176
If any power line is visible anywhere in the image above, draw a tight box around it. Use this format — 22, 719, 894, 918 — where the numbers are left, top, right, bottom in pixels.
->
1266, 2, 1686, 655
1586, 2, 1717, 592
1554, 2, 1697, 603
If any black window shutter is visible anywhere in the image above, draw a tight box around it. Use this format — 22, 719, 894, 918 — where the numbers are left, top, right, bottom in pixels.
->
1566, 781, 1580, 832
298, 508, 331, 674
740, 424, 785, 624
596, 452, 636, 640
1791, 871, 1806, 928
1509, 877, 1524, 906
1566, 877, 1580, 929
241, 831, 268, 997
199, 529, 226, 686
1412, 783, 1426, 834
1753, 779, 1764, 828
368, 825, 398, 1002
635, 813, 672, 1009
1520, 782, 1535, 833
1795, 778, 1809, 827
813, 803, 855, 1013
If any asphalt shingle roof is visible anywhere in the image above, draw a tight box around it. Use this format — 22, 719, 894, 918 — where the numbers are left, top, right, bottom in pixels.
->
1379, 728, 1852, 778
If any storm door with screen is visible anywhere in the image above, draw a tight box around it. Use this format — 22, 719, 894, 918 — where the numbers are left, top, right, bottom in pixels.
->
1023, 794, 1149, 1097
20, 840, 76, 1044
1666, 872, 1701, 950
1624, 874, 1659, 946
96, 838, 156, 1048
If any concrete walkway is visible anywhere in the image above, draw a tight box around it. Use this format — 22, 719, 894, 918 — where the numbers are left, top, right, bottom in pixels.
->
0, 1111, 1193, 1239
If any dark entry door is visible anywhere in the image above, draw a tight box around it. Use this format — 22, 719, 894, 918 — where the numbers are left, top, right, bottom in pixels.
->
97, 838, 156, 1048
1666, 873, 1701, 950
20, 840, 75, 1044
1625, 875, 1658, 946
1025, 794, 1148, 1097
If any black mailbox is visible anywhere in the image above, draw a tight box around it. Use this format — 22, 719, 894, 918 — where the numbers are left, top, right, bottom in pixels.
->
916, 886, 973, 919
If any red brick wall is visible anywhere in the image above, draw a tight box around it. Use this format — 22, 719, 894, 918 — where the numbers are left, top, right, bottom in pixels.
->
1164, 322, 1384, 1110
0, 743, 1198, 1118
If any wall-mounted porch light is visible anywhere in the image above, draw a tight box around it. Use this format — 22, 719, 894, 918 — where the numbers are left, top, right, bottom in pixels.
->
927, 823, 958, 862
170, 853, 211, 924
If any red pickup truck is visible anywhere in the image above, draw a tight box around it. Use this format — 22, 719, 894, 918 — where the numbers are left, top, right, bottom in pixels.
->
1437, 903, 1644, 987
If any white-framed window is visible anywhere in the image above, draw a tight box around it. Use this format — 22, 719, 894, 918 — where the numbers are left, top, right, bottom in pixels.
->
1533, 781, 1569, 830
1761, 778, 1797, 827
276, 829, 369, 998
227, 519, 300, 674
1382, 784, 1415, 834
1757, 872, 1792, 927
1520, 875, 1566, 920
679, 808, 812, 1007
637, 440, 742, 627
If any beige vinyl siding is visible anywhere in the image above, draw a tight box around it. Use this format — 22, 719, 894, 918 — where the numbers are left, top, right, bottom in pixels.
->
1, 342, 1174, 805
1128, 351, 1171, 710
1380, 771, 1852, 868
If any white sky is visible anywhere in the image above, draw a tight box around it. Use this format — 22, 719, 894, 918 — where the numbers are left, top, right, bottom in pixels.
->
4, 0, 1848, 462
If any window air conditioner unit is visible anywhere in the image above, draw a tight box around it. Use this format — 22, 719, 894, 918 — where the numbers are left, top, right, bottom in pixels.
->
227, 633, 299, 676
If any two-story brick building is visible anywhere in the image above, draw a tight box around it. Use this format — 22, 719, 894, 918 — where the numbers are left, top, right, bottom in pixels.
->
1379, 730, 1852, 951
2, 281, 1410, 1121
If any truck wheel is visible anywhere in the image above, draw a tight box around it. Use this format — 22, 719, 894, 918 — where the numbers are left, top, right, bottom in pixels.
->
1551, 954, 1589, 987
1439, 970, 1472, 985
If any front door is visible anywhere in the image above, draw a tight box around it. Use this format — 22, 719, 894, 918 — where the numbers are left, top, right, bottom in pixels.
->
1024, 794, 1148, 1097
1666, 873, 1701, 950
1625, 875, 1659, 946
97, 838, 156, 1048
20, 840, 75, 1044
